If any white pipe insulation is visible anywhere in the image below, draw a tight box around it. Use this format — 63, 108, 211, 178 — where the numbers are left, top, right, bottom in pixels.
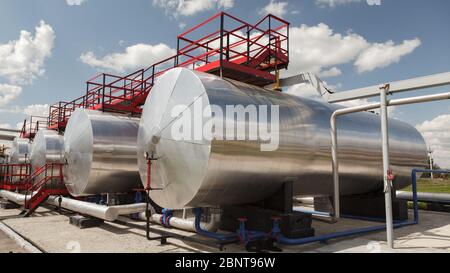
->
134, 212, 221, 233
0, 190, 31, 206
0, 190, 146, 222
0, 190, 220, 232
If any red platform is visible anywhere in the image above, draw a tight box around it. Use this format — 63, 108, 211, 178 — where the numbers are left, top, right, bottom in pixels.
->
47, 12, 290, 132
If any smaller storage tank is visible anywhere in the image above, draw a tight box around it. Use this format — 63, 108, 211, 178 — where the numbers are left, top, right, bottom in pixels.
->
30, 130, 65, 182
0, 156, 6, 179
8, 138, 30, 183
63, 109, 141, 196
9, 138, 30, 164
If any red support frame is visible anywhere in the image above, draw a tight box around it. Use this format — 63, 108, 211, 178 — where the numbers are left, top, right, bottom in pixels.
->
47, 12, 290, 132
20, 116, 49, 140
0, 163, 32, 191
22, 163, 68, 216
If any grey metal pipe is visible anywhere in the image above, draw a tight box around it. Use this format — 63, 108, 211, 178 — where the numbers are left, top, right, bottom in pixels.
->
0, 190, 146, 222
135, 212, 220, 233
380, 85, 394, 248
397, 191, 450, 204
331, 91, 450, 219
0, 190, 30, 205
45, 196, 146, 222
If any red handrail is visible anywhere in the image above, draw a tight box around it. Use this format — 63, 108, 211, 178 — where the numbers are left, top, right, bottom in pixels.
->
47, 12, 290, 131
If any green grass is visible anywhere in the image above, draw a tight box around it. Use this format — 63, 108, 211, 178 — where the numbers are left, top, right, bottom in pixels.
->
404, 178, 450, 194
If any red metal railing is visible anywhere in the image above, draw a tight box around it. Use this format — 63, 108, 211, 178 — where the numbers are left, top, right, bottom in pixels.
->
47, 12, 290, 131
0, 163, 32, 191
20, 116, 49, 139
23, 163, 67, 216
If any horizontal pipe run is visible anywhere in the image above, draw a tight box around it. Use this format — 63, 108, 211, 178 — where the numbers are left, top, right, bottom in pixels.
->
0, 190, 221, 233
45, 196, 146, 222
134, 212, 221, 233
276, 221, 416, 246
194, 208, 238, 242
0, 190, 31, 206
331, 91, 450, 218
396, 191, 450, 204
0, 191, 146, 222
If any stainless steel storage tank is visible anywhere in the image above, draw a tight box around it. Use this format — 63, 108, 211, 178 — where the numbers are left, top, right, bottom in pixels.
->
9, 138, 30, 164
137, 68, 428, 209
7, 138, 31, 183
30, 130, 64, 181
64, 109, 141, 196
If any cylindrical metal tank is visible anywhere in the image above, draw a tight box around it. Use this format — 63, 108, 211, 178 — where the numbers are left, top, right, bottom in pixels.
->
8, 138, 30, 183
63, 109, 141, 196
137, 68, 428, 209
9, 138, 30, 164
30, 130, 65, 183
0, 156, 5, 178
30, 130, 64, 169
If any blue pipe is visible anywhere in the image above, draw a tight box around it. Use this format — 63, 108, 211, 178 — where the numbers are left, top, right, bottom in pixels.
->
295, 206, 403, 223
273, 169, 423, 245
274, 221, 416, 246
161, 209, 173, 227
193, 208, 238, 242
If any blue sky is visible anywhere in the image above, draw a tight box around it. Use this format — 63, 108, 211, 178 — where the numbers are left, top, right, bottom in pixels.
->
0, 0, 449, 166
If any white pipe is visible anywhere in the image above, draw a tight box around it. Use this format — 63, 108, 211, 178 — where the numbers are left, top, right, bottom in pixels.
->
331, 91, 450, 243
1, 190, 219, 233
331, 91, 450, 218
0, 190, 30, 206
135, 211, 220, 233
380, 85, 394, 249
397, 191, 450, 204
0, 190, 146, 222
45, 196, 146, 222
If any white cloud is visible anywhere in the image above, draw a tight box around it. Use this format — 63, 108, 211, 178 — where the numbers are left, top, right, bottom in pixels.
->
285, 23, 368, 76
152, 0, 234, 17
316, 0, 362, 8
0, 84, 22, 107
66, 0, 87, 6
285, 23, 421, 77
80, 43, 176, 73
218, 0, 234, 9
318, 67, 342, 78
24, 104, 49, 117
354, 38, 421, 73
259, 1, 288, 18
417, 115, 450, 169
0, 21, 55, 85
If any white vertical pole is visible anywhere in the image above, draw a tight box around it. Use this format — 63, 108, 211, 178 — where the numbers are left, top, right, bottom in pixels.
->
331, 114, 340, 218
429, 148, 434, 180
380, 84, 394, 249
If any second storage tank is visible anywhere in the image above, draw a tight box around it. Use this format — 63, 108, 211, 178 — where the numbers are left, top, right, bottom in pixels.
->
63, 109, 141, 196
9, 138, 30, 164
30, 130, 65, 168
137, 68, 428, 209
29, 129, 65, 181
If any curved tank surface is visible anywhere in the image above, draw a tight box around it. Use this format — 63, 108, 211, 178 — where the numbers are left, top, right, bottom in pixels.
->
10, 138, 30, 164
30, 129, 65, 177
64, 109, 141, 197
137, 68, 428, 209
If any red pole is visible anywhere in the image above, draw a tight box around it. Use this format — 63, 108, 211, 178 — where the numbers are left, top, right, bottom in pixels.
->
146, 159, 152, 190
